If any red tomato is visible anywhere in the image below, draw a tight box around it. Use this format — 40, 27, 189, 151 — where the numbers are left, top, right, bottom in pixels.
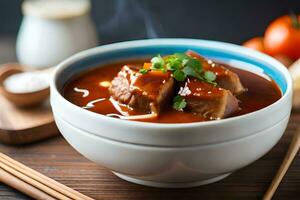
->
264, 15, 300, 59
273, 54, 294, 67
243, 37, 266, 53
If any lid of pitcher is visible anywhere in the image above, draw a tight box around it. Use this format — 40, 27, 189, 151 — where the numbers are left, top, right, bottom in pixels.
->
22, 0, 91, 19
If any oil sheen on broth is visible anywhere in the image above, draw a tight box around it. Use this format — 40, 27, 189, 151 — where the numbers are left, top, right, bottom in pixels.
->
63, 59, 282, 123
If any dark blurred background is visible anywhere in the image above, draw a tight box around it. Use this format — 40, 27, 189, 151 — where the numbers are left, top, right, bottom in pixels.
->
0, 0, 299, 44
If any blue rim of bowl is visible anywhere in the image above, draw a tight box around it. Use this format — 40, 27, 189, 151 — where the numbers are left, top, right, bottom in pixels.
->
51, 38, 292, 128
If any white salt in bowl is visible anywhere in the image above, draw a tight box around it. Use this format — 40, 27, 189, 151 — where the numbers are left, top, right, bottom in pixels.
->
50, 39, 292, 188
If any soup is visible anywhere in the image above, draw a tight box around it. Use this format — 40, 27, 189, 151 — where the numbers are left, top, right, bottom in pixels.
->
63, 51, 282, 123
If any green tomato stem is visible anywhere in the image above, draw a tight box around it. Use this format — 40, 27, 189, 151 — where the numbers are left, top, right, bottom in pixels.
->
290, 11, 300, 29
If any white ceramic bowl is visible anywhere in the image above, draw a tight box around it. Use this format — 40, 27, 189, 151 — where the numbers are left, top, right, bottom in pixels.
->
50, 39, 292, 188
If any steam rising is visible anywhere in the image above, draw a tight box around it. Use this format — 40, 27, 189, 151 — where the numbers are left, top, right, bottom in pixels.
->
99, 0, 163, 39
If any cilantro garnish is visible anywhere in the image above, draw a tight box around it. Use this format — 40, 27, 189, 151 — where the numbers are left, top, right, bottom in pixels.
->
204, 71, 217, 86
173, 95, 187, 111
173, 69, 186, 81
141, 53, 217, 86
139, 68, 149, 74
150, 55, 166, 72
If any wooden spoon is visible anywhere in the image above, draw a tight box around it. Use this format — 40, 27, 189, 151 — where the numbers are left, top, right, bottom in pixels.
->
0, 63, 52, 107
263, 128, 300, 200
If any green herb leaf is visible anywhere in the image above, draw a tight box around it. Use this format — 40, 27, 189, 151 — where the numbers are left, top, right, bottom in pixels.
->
173, 96, 187, 111
151, 55, 165, 71
139, 68, 149, 74
173, 69, 186, 81
173, 53, 189, 60
204, 71, 216, 82
147, 52, 218, 86
165, 56, 182, 71
182, 66, 197, 77
184, 58, 202, 73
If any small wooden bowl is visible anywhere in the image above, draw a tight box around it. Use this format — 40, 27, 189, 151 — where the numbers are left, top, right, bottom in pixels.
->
0, 63, 50, 107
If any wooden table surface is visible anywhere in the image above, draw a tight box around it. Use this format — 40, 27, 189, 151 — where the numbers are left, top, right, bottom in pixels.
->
0, 37, 300, 199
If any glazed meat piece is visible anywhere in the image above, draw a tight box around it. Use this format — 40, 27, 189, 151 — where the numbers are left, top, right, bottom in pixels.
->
186, 50, 245, 95
109, 65, 175, 113
178, 78, 239, 119
129, 70, 175, 113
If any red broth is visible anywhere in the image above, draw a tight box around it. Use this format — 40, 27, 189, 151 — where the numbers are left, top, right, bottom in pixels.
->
63, 60, 282, 123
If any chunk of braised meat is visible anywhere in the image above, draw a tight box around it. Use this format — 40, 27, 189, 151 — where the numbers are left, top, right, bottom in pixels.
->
178, 78, 239, 119
109, 65, 137, 104
186, 50, 245, 95
109, 65, 175, 114
129, 70, 175, 113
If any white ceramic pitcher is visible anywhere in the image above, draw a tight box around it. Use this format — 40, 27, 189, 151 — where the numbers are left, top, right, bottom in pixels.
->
16, 0, 98, 69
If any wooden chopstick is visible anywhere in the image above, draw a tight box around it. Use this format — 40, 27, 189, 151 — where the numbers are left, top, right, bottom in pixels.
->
263, 128, 300, 200
0, 152, 92, 200
0, 168, 56, 200
0, 153, 94, 200
0, 159, 71, 200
